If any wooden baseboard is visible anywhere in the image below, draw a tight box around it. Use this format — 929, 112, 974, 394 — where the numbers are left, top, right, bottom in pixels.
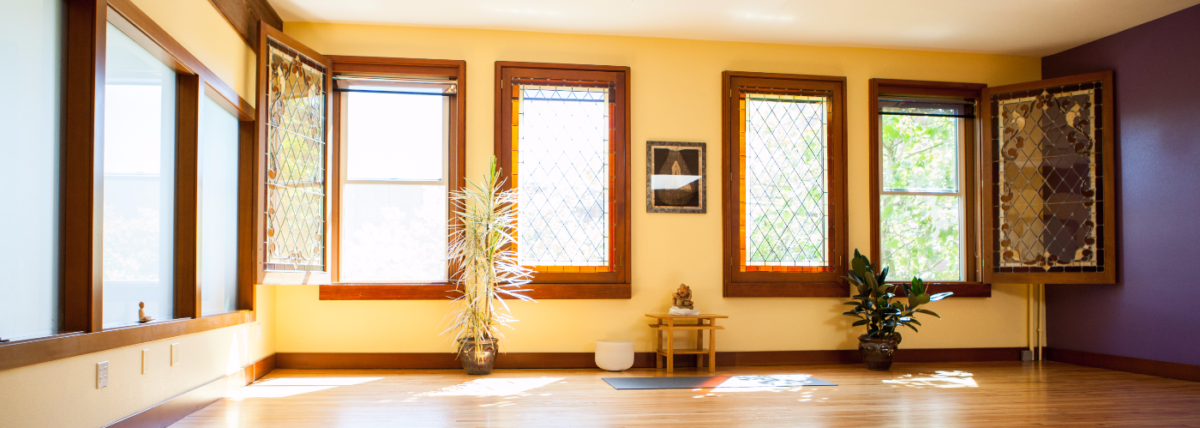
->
1045, 348, 1200, 383
277, 348, 1024, 370
106, 354, 276, 428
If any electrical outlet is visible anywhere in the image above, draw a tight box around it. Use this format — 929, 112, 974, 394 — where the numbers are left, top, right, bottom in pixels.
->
97, 361, 109, 389
171, 343, 180, 366
142, 349, 150, 374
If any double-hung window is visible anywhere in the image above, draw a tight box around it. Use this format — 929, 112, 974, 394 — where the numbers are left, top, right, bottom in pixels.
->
496, 62, 631, 296
870, 79, 985, 288
722, 72, 848, 297
335, 73, 458, 283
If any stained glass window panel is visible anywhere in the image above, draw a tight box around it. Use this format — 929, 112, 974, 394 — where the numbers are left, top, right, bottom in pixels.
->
265, 39, 327, 272
740, 93, 830, 271
992, 86, 1102, 272
513, 82, 612, 268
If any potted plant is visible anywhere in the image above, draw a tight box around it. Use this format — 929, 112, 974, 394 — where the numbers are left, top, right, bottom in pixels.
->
842, 249, 951, 371
444, 159, 534, 375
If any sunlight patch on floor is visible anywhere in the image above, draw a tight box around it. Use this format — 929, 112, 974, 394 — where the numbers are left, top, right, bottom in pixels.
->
257, 377, 383, 386
225, 376, 384, 400
227, 385, 337, 399
883, 370, 978, 388
416, 377, 564, 398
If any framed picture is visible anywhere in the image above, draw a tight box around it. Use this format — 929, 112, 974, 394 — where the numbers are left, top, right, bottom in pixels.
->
646, 141, 706, 213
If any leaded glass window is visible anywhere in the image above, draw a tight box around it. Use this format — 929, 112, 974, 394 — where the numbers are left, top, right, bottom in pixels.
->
993, 86, 1102, 272
738, 90, 832, 272
724, 73, 847, 296
509, 79, 615, 272
265, 39, 327, 272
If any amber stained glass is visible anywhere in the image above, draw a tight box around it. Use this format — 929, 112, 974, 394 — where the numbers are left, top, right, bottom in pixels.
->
510, 78, 615, 273
738, 89, 832, 273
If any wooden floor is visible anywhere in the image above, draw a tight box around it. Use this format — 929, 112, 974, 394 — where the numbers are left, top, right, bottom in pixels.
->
172, 362, 1200, 427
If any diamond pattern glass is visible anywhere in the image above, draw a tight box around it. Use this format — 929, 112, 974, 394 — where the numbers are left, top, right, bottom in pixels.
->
739, 92, 830, 272
511, 81, 613, 270
992, 85, 1102, 272
265, 39, 326, 271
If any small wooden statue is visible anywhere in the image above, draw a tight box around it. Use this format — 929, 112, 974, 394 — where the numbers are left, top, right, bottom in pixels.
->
672, 284, 694, 309
138, 302, 153, 323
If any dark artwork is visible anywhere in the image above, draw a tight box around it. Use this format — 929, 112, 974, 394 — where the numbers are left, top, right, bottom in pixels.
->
646, 141, 705, 213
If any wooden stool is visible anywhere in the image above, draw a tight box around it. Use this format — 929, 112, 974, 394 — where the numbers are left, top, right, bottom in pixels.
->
646, 314, 728, 373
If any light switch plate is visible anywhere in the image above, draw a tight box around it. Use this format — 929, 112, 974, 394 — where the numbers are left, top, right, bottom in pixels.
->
97, 361, 109, 389
171, 343, 180, 366
142, 349, 150, 374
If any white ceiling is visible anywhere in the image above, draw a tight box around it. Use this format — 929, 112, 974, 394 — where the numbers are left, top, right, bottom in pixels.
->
269, 0, 1200, 56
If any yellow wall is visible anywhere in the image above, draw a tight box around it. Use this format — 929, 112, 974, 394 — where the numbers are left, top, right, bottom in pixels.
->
132, 0, 256, 105
0, 1, 267, 427
0, 285, 276, 428
276, 23, 1041, 354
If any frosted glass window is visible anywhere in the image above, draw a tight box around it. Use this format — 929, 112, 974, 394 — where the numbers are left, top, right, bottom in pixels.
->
200, 95, 240, 316
102, 22, 177, 328
339, 92, 449, 282
0, 0, 62, 341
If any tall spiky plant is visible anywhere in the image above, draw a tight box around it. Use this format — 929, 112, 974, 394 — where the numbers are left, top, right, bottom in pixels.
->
443, 158, 534, 362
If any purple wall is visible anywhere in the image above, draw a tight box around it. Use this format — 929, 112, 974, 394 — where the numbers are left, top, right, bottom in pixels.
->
1041, 4, 1200, 366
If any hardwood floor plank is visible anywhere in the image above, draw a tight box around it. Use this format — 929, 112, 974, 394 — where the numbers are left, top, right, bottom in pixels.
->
171, 362, 1200, 427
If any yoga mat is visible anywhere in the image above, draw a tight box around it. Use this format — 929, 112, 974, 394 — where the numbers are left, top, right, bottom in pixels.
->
603, 374, 836, 390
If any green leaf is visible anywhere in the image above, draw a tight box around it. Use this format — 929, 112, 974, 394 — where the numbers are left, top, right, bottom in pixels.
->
903, 323, 919, 332
914, 308, 941, 318
852, 320, 869, 327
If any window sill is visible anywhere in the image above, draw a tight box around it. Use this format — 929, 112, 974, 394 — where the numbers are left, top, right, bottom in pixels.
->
724, 282, 850, 298
886, 282, 992, 298
0, 310, 255, 372
321, 283, 632, 300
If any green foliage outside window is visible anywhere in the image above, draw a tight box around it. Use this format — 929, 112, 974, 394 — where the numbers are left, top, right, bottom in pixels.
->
880, 114, 962, 281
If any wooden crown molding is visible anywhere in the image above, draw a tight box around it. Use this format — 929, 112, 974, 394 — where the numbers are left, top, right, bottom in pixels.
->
208, 0, 284, 49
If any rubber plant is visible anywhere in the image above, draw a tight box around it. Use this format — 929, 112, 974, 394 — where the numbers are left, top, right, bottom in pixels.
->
443, 158, 534, 375
842, 249, 952, 370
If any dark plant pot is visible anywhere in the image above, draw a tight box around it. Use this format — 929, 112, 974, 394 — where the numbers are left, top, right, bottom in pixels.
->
458, 338, 498, 375
858, 335, 898, 371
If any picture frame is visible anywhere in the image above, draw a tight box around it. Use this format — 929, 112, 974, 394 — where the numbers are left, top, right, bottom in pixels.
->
646, 141, 706, 214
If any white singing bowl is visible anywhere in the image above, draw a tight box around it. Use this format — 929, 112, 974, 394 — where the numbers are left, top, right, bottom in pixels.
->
595, 340, 635, 371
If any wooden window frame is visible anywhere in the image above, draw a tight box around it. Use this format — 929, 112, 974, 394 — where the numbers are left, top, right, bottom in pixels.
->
980, 71, 1117, 285
0, 0, 258, 371
255, 25, 334, 280
721, 71, 849, 298
317, 56, 467, 298
869, 79, 992, 298
494, 62, 631, 298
